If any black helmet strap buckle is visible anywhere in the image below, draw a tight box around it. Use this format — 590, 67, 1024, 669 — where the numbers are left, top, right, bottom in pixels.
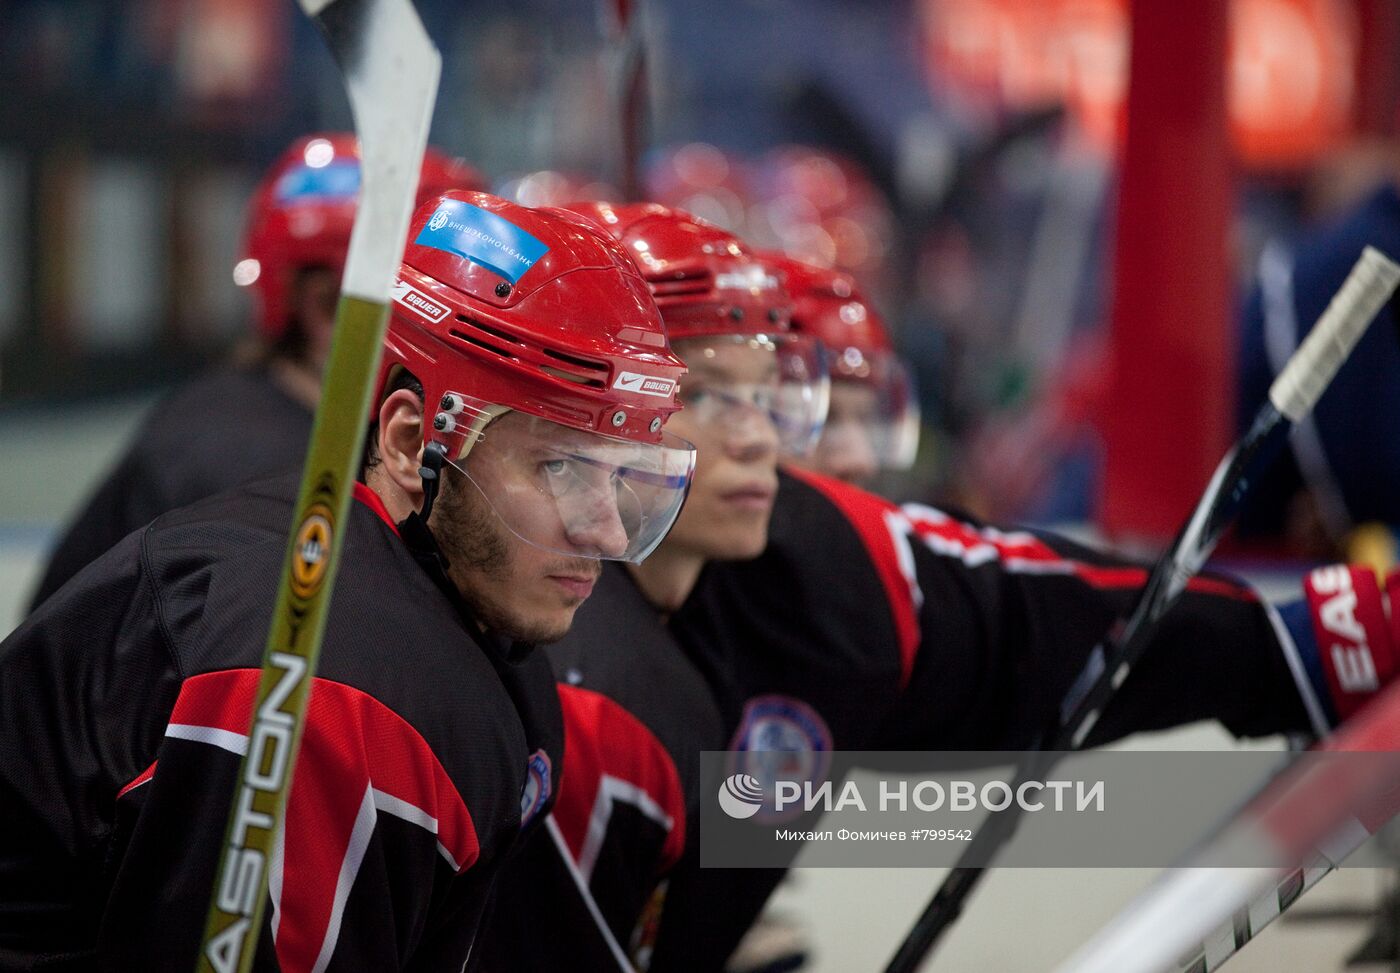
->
418, 441, 449, 522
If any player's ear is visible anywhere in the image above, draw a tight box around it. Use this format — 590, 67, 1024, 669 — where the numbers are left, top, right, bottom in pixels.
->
377, 389, 426, 503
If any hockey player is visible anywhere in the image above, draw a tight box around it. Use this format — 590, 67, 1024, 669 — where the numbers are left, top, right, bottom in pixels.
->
29, 133, 486, 610
475, 202, 827, 972
487, 202, 1391, 972
0, 192, 696, 970
765, 252, 918, 486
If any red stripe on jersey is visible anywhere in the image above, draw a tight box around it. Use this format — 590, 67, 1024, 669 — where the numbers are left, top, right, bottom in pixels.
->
552, 685, 687, 877
117, 760, 157, 800
352, 481, 401, 536
167, 669, 479, 973
783, 467, 922, 688
900, 504, 1256, 602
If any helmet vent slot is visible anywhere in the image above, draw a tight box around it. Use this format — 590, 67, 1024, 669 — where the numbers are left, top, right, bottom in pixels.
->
651, 269, 712, 298
456, 315, 523, 345
449, 328, 518, 362
542, 347, 609, 373
540, 366, 605, 389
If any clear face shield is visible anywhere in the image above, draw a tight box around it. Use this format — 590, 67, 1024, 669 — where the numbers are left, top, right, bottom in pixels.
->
817, 348, 920, 472
433, 394, 697, 564
671, 333, 830, 455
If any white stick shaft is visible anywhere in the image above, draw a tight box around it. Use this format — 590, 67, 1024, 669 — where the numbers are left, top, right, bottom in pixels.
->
1056, 684, 1400, 973
1054, 866, 1280, 973
1268, 245, 1400, 421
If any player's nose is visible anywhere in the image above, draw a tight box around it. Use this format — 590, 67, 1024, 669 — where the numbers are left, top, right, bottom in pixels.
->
562, 489, 630, 559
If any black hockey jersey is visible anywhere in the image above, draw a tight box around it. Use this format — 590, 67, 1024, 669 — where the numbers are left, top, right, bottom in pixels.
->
0, 475, 561, 971
476, 564, 725, 972
647, 467, 1315, 970
30, 365, 313, 610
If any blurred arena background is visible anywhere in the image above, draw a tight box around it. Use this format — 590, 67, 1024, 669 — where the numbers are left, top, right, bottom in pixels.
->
5, 0, 1400, 968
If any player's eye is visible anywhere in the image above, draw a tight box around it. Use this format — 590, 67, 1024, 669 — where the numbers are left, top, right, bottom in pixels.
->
542, 458, 569, 477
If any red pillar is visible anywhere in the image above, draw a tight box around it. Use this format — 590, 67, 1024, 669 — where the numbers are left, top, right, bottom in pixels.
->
1100, 0, 1232, 541
1355, 0, 1400, 138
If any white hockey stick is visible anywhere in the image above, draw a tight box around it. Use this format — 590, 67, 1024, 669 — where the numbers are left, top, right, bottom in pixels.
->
1055, 681, 1400, 973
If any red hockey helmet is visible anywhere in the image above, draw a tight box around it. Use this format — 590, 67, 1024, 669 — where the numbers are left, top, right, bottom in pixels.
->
747, 145, 895, 292
236, 133, 486, 340
765, 252, 919, 475
382, 191, 696, 563
564, 201, 830, 455
495, 170, 618, 209
764, 253, 892, 366
418, 148, 487, 202
562, 201, 791, 339
643, 143, 752, 233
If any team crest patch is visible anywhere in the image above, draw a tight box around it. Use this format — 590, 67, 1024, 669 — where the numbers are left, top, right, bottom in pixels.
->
520, 749, 553, 828
727, 695, 833, 820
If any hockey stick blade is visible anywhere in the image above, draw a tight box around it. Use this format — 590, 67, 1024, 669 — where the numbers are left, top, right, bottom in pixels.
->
195, 2, 440, 971
883, 245, 1400, 973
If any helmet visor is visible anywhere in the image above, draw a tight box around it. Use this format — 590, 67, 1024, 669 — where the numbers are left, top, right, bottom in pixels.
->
672, 333, 830, 457
820, 351, 920, 470
438, 397, 696, 564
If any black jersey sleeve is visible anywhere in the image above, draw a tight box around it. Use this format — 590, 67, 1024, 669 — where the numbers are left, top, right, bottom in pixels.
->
877, 499, 1315, 749
3, 491, 527, 972
734, 469, 1313, 750
0, 530, 178, 963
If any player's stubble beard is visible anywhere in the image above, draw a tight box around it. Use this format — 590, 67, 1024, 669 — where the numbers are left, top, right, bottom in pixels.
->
431, 468, 598, 645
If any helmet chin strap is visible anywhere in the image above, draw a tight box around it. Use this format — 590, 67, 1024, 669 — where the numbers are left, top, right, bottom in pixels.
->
417, 441, 449, 522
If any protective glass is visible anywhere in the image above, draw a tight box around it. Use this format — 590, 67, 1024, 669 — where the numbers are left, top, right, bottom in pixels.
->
435, 394, 697, 564
674, 333, 830, 456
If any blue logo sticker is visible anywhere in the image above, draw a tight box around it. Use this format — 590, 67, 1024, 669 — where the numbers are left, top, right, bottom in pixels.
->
414, 199, 549, 284
520, 749, 553, 828
273, 160, 361, 203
